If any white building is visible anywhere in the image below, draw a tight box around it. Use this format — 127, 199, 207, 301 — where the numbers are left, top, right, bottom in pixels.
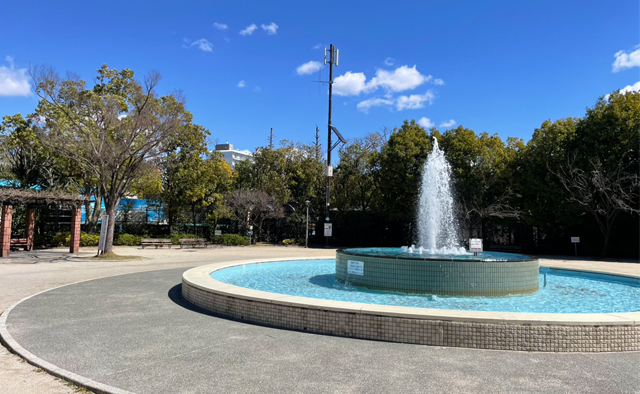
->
214, 143, 253, 169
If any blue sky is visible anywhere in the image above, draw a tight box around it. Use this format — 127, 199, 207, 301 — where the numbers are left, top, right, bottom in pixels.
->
1, 1, 639, 155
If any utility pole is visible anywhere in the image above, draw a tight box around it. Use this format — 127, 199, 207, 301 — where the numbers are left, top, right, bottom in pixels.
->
325, 44, 338, 221
269, 128, 274, 150
315, 125, 320, 160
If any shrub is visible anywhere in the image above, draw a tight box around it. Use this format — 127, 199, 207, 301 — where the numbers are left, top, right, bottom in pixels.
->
170, 233, 199, 245
114, 234, 143, 246
210, 234, 250, 246
282, 238, 296, 246
52, 232, 100, 247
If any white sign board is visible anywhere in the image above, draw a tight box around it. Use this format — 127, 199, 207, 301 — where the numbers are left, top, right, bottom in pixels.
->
214, 230, 222, 236
324, 223, 333, 237
469, 238, 483, 252
97, 214, 109, 255
347, 260, 364, 276
571, 237, 580, 243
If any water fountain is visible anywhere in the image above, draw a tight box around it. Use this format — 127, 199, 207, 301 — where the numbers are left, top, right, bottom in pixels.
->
335, 138, 539, 296
182, 140, 640, 352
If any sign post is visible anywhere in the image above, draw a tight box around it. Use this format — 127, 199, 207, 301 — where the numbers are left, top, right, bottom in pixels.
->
571, 237, 580, 256
324, 223, 332, 237
97, 214, 109, 256
469, 238, 483, 256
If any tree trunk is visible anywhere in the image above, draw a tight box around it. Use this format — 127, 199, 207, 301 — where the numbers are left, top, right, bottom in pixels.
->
86, 194, 102, 233
192, 204, 197, 235
103, 198, 119, 254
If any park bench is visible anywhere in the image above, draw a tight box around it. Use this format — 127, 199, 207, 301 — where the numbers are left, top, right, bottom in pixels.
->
140, 238, 172, 249
179, 238, 209, 248
487, 245, 522, 253
10, 238, 31, 251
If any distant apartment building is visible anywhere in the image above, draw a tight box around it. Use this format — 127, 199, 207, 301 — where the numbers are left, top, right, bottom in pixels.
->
214, 143, 253, 169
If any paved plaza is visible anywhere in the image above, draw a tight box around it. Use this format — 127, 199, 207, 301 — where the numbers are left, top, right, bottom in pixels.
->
1, 246, 639, 393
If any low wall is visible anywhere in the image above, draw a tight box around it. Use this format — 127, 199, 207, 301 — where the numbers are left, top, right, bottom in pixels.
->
182, 259, 640, 352
336, 250, 539, 296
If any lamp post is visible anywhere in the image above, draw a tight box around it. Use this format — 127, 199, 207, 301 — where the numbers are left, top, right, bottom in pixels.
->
305, 200, 310, 248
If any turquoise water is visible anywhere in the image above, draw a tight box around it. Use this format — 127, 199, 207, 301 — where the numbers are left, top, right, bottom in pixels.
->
211, 259, 640, 314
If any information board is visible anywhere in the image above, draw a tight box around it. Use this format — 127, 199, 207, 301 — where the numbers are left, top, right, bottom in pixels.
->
469, 238, 483, 252
347, 260, 364, 276
324, 223, 332, 237
97, 214, 109, 255
571, 237, 580, 243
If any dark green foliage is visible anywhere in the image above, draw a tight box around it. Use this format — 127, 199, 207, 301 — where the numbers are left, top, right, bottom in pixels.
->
210, 234, 250, 246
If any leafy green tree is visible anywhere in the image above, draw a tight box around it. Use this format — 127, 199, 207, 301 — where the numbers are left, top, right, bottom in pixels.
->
556, 91, 639, 256
162, 122, 210, 232
375, 120, 432, 237
517, 118, 580, 246
33, 65, 192, 254
333, 132, 384, 213
440, 127, 520, 239
0, 113, 70, 189
235, 140, 324, 239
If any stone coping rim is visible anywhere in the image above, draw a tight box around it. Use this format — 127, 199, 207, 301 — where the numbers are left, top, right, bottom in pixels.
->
338, 248, 537, 263
183, 257, 640, 326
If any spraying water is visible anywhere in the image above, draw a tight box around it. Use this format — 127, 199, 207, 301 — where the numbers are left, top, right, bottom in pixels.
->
415, 138, 467, 255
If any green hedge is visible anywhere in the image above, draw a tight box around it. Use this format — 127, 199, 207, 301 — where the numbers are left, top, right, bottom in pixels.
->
52, 232, 250, 247
170, 233, 200, 245
52, 232, 100, 247
210, 234, 250, 246
114, 234, 143, 246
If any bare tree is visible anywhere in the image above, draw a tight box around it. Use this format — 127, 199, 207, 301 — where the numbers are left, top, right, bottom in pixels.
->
32, 65, 189, 254
556, 157, 639, 256
226, 190, 285, 242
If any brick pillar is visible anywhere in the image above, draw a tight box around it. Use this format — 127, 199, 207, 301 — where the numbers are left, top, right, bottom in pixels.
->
0, 205, 13, 257
69, 208, 81, 254
25, 208, 35, 251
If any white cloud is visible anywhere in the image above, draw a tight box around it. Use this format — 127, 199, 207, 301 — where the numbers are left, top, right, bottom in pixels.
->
334, 71, 367, 96
433, 78, 444, 85
396, 91, 435, 110
296, 61, 322, 75
261, 22, 278, 35
357, 98, 394, 113
213, 23, 228, 30
384, 57, 395, 66
619, 80, 640, 94
605, 80, 640, 100
0, 56, 31, 96
612, 47, 640, 72
418, 117, 435, 128
191, 38, 213, 52
240, 24, 258, 36
313, 43, 322, 50
367, 65, 430, 93
439, 119, 456, 128
237, 80, 246, 88
333, 65, 431, 97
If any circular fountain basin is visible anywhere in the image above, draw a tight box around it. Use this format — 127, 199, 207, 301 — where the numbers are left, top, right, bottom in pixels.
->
337, 248, 539, 296
182, 257, 640, 352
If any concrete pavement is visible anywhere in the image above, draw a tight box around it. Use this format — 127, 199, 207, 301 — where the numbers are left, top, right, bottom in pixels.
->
1, 246, 638, 393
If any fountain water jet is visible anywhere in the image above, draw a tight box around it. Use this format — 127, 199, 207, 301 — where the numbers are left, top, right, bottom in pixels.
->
335, 137, 539, 296
416, 138, 466, 255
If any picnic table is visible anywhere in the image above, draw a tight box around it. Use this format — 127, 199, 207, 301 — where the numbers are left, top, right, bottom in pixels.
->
141, 238, 172, 249
179, 238, 209, 248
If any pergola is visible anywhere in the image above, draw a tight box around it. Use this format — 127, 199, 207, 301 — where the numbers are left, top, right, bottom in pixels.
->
0, 189, 83, 257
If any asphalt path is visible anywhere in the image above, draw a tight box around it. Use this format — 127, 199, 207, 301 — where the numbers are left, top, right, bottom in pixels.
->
4, 266, 640, 394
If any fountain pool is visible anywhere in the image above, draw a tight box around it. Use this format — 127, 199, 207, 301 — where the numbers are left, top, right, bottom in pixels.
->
182, 139, 640, 351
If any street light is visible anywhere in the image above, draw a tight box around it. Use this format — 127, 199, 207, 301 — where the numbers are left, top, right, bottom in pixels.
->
305, 200, 310, 248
